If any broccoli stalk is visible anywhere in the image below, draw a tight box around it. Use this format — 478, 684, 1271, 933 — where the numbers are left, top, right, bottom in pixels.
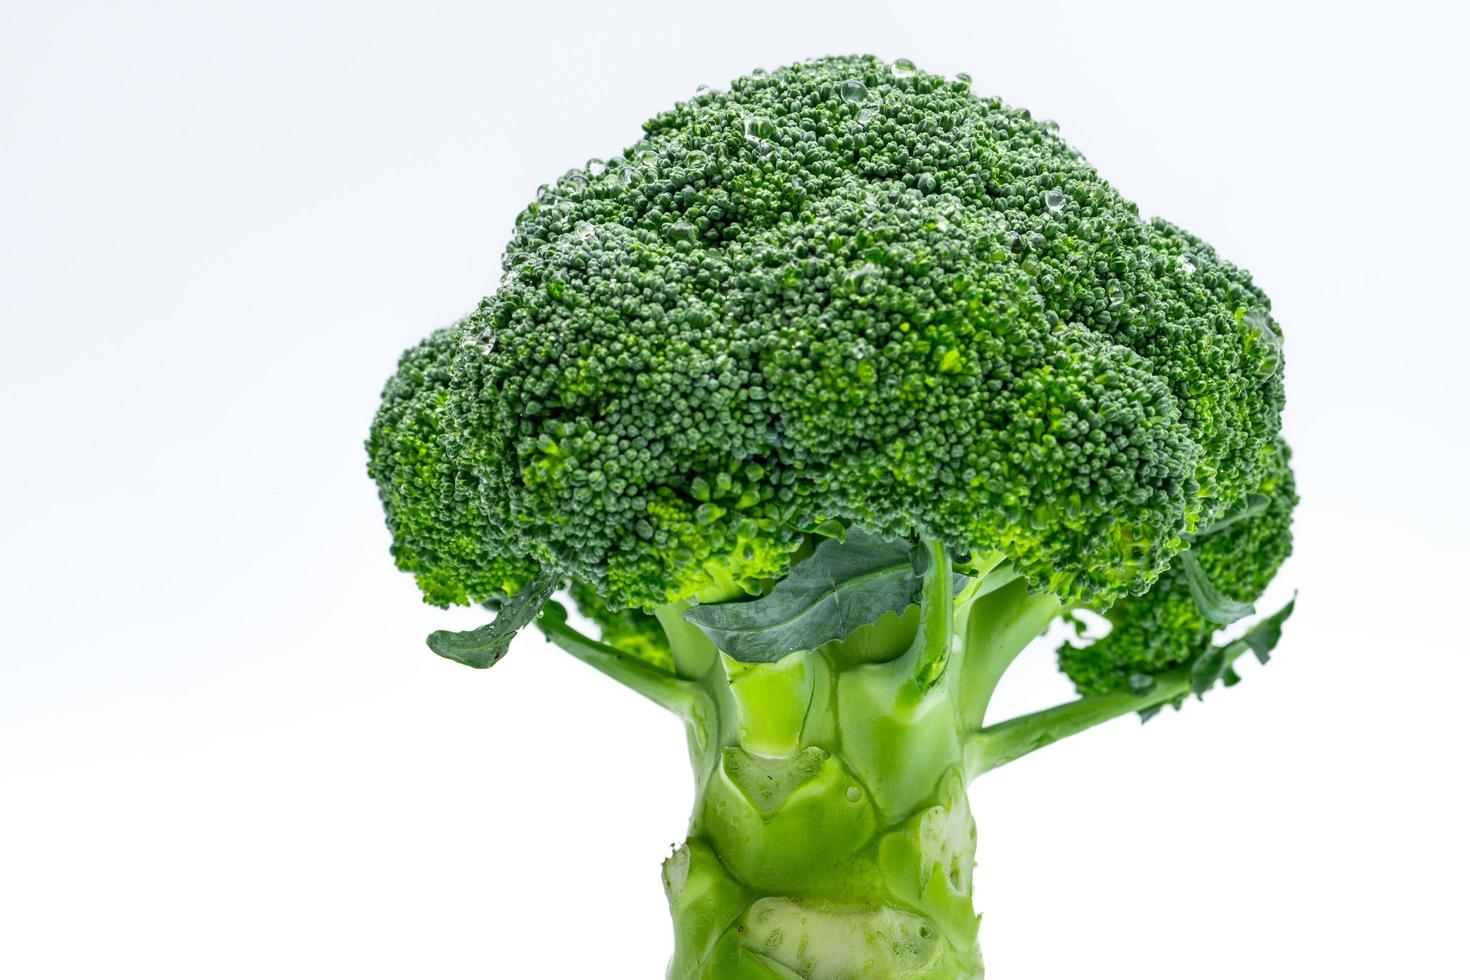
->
365, 55, 1298, 976
520, 538, 1292, 977
658, 544, 985, 976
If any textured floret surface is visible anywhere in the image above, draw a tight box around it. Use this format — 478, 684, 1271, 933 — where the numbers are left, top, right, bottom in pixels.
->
367, 54, 1287, 615
1061, 439, 1297, 695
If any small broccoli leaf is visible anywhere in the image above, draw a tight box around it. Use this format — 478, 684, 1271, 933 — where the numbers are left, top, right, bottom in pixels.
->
909, 541, 931, 576
788, 518, 848, 541
1189, 494, 1269, 539
426, 567, 560, 668
1188, 645, 1231, 697
1139, 694, 1186, 724
1179, 551, 1255, 625
811, 519, 847, 542
1242, 595, 1295, 664
1187, 597, 1295, 698
684, 527, 960, 663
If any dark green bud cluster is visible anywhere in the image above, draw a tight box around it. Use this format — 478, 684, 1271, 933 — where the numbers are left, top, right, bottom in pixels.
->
367, 54, 1286, 614
1060, 439, 1298, 696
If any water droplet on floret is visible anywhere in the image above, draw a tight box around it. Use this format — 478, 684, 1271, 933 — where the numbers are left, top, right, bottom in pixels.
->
1245, 310, 1282, 375
838, 79, 869, 103
1045, 189, 1066, 212
891, 58, 917, 77
846, 262, 880, 294
744, 116, 776, 141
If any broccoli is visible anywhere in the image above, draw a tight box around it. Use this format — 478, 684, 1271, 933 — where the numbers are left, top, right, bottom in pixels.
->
366, 54, 1296, 977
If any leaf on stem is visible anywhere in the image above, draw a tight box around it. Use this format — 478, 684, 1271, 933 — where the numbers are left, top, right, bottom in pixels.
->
1187, 597, 1296, 698
1180, 551, 1255, 625
426, 566, 561, 668
684, 527, 961, 663
1189, 494, 1269, 539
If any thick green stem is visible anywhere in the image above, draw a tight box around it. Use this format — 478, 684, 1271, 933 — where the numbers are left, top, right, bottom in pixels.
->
545, 546, 1219, 977
657, 544, 985, 979
667, 760, 982, 978
666, 645, 983, 979
655, 599, 727, 682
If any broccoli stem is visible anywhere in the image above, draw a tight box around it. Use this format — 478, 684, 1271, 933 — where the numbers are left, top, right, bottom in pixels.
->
958, 578, 1063, 730
643, 544, 1005, 978
963, 678, 1185, 777
550, 547, 1229, 976
964, 634, 1260, 776
534, 602, 713, 722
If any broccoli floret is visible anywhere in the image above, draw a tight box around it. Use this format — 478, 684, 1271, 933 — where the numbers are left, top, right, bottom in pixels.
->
369, 55, 1283, 616
365, 319, 533, 606
1060, 438, 1298, 695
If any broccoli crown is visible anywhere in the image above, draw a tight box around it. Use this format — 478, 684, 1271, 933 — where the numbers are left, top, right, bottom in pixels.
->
1060, 438, 1298, 695
368, 54, 1286, 613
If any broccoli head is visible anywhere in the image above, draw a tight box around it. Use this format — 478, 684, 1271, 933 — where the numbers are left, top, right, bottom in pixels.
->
368, 54, 1285, 617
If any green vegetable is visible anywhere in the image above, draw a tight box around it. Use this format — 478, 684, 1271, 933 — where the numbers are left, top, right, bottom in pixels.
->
366, 54, 1297, 977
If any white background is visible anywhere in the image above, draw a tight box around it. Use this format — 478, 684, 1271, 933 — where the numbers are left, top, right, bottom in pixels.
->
3, 1, 1467, 977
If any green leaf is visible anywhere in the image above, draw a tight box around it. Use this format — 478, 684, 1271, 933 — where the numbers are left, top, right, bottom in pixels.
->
1188, 597, 1295, 698
426, 567, 560, 668
811, 519, 847, 542
684, 527, 954, 663
1242, 595, 1295, 665
1179, 551, 1255, 625
1188, 645, 1230, 697
1189, 494, 1268, 539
